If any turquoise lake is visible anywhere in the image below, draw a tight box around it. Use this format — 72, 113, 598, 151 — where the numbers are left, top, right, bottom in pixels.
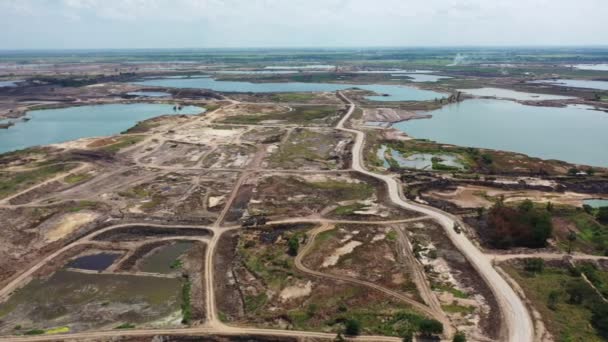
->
394, 99, 608, 167
0, 103, 203, 154
583, 199, 608, 208
134, 76, 445, 102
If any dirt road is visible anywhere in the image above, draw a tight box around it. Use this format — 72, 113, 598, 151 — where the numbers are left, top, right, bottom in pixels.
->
335, 92, 534, 342
294, 222, 451, 334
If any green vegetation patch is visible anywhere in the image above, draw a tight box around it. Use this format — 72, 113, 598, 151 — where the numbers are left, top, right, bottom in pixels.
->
486, 199, 552, 249
221, 105, 340, 126
64, 173, 92, 184
181, 279, 192, 324
98, 136, 145, 153
504, 262, 607, 341
0, 163, 75, 199
332, 203, 369, 216
270, 93, 316, 102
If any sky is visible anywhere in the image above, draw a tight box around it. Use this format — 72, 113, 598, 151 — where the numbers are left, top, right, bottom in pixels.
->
0, 0, 607, 49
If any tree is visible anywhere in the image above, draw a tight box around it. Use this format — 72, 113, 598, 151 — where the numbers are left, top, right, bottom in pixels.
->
568, 167, 579, 176
402, 330, 414, 342
548, 290, 559, 311
598, 207, 608, 224
566, 281, 594, 305
524, 258, 545, 274
567, 230, 577, 254
591, 302, 608, 339
419, 319, 443, 336
518, 199, 534, 212
453, 331, 467, 342
344, 319, 361, 336
546, 201, 554, 212
476, 207, 485, 220
287, 235, 300, 256
481, 153, 493, 165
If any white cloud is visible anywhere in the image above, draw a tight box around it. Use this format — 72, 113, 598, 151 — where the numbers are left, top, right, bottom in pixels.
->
0, 0, 607, 48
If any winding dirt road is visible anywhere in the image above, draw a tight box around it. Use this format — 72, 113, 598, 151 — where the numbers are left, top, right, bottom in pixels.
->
294, 222, 452, 336
335, 92, 533, 342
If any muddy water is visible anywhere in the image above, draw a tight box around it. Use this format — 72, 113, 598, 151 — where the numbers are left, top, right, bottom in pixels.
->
140, 241, 194, 274
0, 270, 182, 334
395, 99, 608, 167
67, 253, 121, 271
0, 103, 204, 154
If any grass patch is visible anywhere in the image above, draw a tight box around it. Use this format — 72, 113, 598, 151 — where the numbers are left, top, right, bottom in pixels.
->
181, 279, 192, 324
270, 93, 316, 102
98, 136, 145, 153
67, 200, 100, 212
308, 179, 374, 200
386, 230, 397, 241
504, 264, 605, 341
442, 303, 475, 314
24, 329, 45, 335
432, 283, 470, 299
221, 105, 339, 125
44, 326, 70, 334
244, 293, 268, 313
333, 203, 368, 216
64, 173, 92, 184
0, 163, 74, 199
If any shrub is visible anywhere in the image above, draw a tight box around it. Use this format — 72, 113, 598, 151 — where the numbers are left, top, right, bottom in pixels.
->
487, 202, 552, 248
453, 331, 467, 342
344, 319, 361, 336
287, 235, 300, 256
419, 318, 443, 336
524, 258, 545, 274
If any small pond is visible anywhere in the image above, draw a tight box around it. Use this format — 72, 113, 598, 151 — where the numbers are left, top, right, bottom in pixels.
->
140, 241, 194, 274
583, 199, 608, 208
67, 253, 121, 271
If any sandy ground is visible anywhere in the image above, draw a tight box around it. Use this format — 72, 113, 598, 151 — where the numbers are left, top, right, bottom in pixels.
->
427, 185, 598, 208
45, 212, 99, 242
279, 280, 312, 301
321, 240, 362, 267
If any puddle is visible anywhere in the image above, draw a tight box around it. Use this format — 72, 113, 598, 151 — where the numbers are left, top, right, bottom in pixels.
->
67, 253, 121, 271
139, 241, 194, 274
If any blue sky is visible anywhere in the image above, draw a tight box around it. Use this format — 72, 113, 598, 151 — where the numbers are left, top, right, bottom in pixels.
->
1, 0, 607, 49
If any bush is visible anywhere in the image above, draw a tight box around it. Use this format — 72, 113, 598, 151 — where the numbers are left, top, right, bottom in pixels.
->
453, 331, 467, 342
566, 281, 595, 305
487, 202, 552, 248
591, 303, 608, 338
419, 318, 443, 336
598, 207, 608, 224
287, 235, 300, 256
344, 319, 361, 336
524, 258, 545, 274
548, 290, 559, 311
481, 153, 493, 165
